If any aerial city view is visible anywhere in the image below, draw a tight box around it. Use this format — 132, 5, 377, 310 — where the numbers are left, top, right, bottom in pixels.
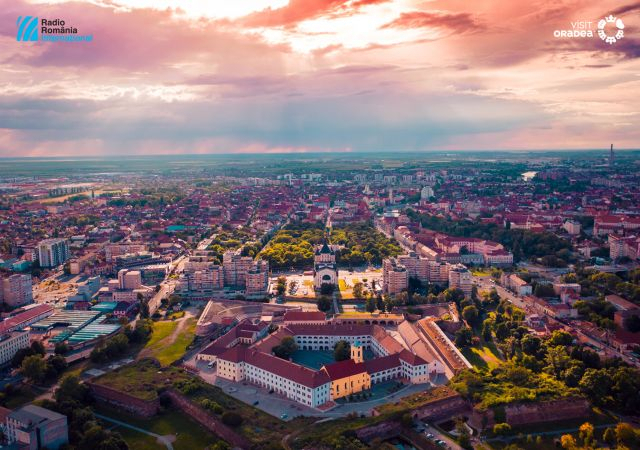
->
1, 1, 640, 450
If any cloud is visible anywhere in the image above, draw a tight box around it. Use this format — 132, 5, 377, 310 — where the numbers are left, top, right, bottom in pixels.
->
381, 10, 484, 34
239, 0, 389, 28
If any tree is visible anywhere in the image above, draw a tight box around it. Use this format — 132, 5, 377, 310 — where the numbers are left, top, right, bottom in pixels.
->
21, 355, 46, 384
54, 342, 70, 355
549, 330, 573, 346
317, 296, 332, 312
462, 305, 479, 325
56, 375, 89, 404
615, 423, 637, 446
334, 340, 351, 361
275, 276, 287, 296
455, 327, 473, 348
352, 282, 364, 299
560, 434, 577, 449
578, 422, 594, 447
579, 368, 612, 404
375, 295, 385, 312
481, 320, 492, 341
272, 336, 298, 360
521, 334, 541, 356
365, 297, 376, 313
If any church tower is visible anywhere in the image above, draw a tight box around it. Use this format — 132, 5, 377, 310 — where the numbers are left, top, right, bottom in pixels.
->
351, 341, 363, 363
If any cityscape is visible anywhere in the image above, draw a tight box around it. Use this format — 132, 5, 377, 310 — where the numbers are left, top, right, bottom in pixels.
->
2, 0, 640, 449
0, 150, 639, 450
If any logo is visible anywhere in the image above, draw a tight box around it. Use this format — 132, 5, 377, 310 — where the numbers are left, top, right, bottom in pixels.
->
597, 15, 624, 44
16, 16, 38, 41
553, 13, 625, 45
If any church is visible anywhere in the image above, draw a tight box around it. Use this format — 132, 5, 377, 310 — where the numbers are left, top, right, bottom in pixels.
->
313, 240, 338, 290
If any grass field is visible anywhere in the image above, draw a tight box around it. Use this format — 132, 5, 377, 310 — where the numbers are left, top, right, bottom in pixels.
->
97, 406, 223, 450
462, 342, 503, 371
154, 319, 196, 366
93, 360, 191, 401
145, 321, 179, 349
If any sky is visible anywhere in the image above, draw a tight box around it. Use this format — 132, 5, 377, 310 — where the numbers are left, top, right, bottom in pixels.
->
0, 0, 639, 156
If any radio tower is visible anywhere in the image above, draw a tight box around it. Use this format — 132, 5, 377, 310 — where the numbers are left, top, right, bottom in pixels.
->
609, 144, 615, 166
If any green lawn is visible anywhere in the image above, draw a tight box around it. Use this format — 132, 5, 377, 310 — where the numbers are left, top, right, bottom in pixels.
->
144, 320, 179, 349
93, 360, 191, 401
109, 426, 164, 450
154, 319, 196, 366
97, 406, 223, 450
462, 342, 503, 371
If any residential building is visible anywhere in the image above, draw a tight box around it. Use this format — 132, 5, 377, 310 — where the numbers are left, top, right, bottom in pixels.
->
1, 274, 33, 307
0, 330, 29, 366
37, 239, 70, 268
382, 257, 408, 295
448, 264, 472, 297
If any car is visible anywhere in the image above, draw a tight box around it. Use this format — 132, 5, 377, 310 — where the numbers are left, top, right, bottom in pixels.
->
426, 433, 434, 439
253, 400, 259, 406
280, 413, 288, 419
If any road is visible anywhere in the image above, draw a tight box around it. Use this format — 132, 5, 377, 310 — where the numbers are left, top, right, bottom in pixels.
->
96, 413, 174, 450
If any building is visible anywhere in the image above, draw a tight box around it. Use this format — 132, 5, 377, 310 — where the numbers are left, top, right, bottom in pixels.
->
37, 239, 70, 268
6, 405, 68, 450
1, 274, 33, 307
314, 241, 338, 290
208, 319, 445, 409
448, 264, 472, 297
283, 311, 326, 325
245, 260, 270, 298
0, 330, 29, 366
382, 257, 408, 295
606, 295, 640, 330
608, 234, 639, 261
501, 273, 532, 297
117, 269, 142, 290
321, 352, 371, 400
563, 220, 581, 235
223, 250, 254, 288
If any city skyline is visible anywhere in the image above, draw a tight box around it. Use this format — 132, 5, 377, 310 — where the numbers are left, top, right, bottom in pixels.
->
1, 0, 639, 156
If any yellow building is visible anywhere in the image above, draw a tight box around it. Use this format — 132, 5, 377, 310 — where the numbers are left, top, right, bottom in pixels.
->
321, 342, 370, 399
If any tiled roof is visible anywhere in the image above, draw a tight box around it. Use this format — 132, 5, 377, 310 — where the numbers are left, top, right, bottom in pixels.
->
283, 311, 326, 322
322, 359, 367, 380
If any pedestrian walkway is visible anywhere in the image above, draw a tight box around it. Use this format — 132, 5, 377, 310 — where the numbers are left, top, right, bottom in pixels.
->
95, 413, 174, 450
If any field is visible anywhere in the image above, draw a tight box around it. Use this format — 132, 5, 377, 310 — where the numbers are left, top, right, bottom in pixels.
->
97, 406, 223, 450
461, 342, 503, 371
92, 360, 312, 448
93, 360, 191, 401
139, 317, 196, 366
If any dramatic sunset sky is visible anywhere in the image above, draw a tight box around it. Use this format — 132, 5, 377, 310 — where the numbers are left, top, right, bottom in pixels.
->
1, 0, 639, 156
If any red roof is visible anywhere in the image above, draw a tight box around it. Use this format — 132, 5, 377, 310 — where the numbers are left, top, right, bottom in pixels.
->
245, 349, 330, 388
0, 304, 54, 334
364, 353, 400, 374
283, 311, 326, 322
398, 349, 428, 366
286, 323, 373, 336
322, 359, 367, 380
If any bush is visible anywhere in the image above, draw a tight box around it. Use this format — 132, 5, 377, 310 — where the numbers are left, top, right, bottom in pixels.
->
493, 423, 511, 436
221, 411, 243, 427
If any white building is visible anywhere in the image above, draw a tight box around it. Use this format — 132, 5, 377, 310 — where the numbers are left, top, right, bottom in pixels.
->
0, 330, 29, 365
313, 242, 338, 290
448, 264, 473, 297
38, 239, 70, 268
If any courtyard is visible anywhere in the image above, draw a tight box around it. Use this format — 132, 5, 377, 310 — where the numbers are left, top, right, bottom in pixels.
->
291, 348, 375, 370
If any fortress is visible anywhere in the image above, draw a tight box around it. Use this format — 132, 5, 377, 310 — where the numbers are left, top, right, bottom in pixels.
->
197, 311, 470, 409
